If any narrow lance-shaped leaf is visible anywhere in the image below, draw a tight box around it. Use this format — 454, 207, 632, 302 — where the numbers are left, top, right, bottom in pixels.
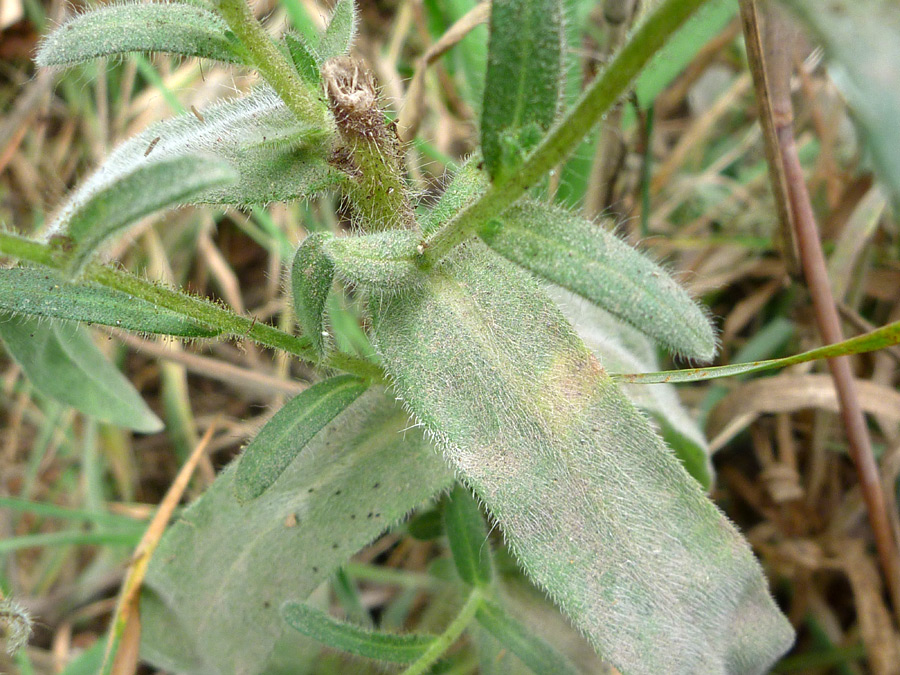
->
141, 389, 455, 675
57, 155, 236, 277
0, 267, 220, 338
371, 242, 794, 675
281, 603, 434, 663
480, 201, 717, 361
481, 0, 564, 181
0, 315, 163, 432
36, 2, 243, 68
475, 598, 578, 675
291, 233, 336, 357
444, 484, 492, 587
323, 230, 425, 291
317, 0, 357, 62
285, 33, 320, 86
234, 375, 368, 502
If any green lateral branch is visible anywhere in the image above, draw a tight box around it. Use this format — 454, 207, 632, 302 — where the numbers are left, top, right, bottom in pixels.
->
417, 0, 711, 267
323, 57, 416, 231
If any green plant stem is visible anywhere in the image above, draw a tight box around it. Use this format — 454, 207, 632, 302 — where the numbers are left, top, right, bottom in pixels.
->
400, 589, 483, 675
213, 0, 331, 130
418, 0, 711, 267
0, 231, 384, 383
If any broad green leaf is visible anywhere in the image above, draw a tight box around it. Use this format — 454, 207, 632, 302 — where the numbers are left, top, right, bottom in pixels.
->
57, 155, 236, 276
480, 201, 717, 361
35, 2, 242, 68
475, 598, 578, 675
317, 0, 357, 62
234, 375, 368, 502
551, 288, 712, 488
140, 389, 454, 675
285, 32, 320, 85
291, 233, 336, 357
371, 242, 794, 675
281, 603, 433, 663
779, 0, 900, 208
443, 485, 492, 587
0, 315, 163, 432
421, 157, 489, 236
481, 0, 564, 181
323, 230, 425, 291
0, 267, 219, 337
51, 88, 342, 246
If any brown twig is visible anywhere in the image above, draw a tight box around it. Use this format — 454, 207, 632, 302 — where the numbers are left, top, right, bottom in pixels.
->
740, 0, 900, 618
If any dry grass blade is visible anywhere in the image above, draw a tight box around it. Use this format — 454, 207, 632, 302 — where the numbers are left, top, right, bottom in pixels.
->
100, 421, 221, 675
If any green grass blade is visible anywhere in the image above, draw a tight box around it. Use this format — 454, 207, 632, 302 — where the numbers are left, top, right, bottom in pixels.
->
475, 598, 578, 675
291, 233, 336, 357
443, 485, 492, 587
140, 389, 454, 675
0, 267, 220, 337
234, 375, 368, 502
35, 1, 242, 67
371, 242, 793, 675
0, 315, 163, 432
317, 0, 357, 62
281, 603, 433, 663
58, 155, 236, 277
480, 201, 716, 361
481, 0, 564, 181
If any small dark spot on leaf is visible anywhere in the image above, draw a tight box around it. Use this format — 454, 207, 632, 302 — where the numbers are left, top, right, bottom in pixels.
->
372, 482, 380, 489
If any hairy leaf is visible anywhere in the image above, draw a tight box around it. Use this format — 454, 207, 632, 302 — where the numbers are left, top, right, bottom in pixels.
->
551, 288, 712, 488
35, 1, 242, 68
234, 375, 368, 502
285, 32, 320, 85
371, 242, 794, 675
0, 267, 220, 337
291, 233, 336, 357
59, 155, 236, 276
281, 603, 433, 663
0, 315, 162, 432
475, 598, 578, 675
140, 389, 454, 675
323, 230, 425, 291
481, 0, 564, 181
422, 157, 489, 236
444, 485, 492, 587
480, 201, 717, 361
317, 0, 357, 62
780, 0, 900, 208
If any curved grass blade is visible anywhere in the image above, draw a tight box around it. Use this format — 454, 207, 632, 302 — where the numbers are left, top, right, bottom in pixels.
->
36, 2, 242, 68
481, 0, 564, 181
0, 315, 163, 432
58, 155, 236, 277
234, 375, 368, 502
614, 317, 900, 385
141, 389, 454, 675
0, 267, 220, 337
371, 242, 793, 675
291, 233, 336, 357
317, 0, 357, 62
444, 485, 492, 587
323, 230, 424, 291
281, 602, 433, 663
480, 201, 716, 361
475, 598, 577, 675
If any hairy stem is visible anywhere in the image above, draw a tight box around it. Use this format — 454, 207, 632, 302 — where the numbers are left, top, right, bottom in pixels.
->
418, 0, 711, 266
0, 231, 383, 383
400, 589, 483, 675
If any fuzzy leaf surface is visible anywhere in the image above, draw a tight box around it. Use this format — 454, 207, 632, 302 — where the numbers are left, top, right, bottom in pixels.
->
422, 158, 489, 236
234, 375, 368, 502
35, 1, 241, 68
140, 389, 454, 675
0, 315, 162, 432
317, 0, 357, 62
0, 267, 220, 337
480, 201, 716, 361
780, 0, 900, 208
323, 230, 425, 291
481, 0, 564, 181
285, 32, 320, 85
281, 602, 433, 663
371, 242, 794, 675
60, 155, 236, 276
444, 485, 492, 587
291, 233, 336, 357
